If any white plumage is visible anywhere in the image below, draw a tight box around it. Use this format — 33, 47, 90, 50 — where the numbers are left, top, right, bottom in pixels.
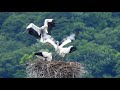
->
26, 19, 77, 60
26, 23, 41, 38
43, 19, 55, 34
26, 19, 55, 41
44, 19, 54, 26
34, 51, 52, 61
26, 23, 40, 32
43, 33, 76, 57
59, 33, 75, 48
58, 46, 76, 57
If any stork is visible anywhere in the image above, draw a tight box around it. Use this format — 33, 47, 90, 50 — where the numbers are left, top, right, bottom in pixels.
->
26, 19, 55, 42
43, 33, 77, 60
34, 51, 52, 62
26, 19, 77, 61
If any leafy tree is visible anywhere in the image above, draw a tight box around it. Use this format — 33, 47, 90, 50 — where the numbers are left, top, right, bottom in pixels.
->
1, 12, 120, 78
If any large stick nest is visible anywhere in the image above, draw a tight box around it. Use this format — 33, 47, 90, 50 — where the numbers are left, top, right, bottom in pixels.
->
26, 59, 87, 78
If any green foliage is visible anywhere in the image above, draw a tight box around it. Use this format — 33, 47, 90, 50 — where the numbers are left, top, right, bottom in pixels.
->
19, 54, 30, 64
1, 12, 120, 78
19, 52, 35, 65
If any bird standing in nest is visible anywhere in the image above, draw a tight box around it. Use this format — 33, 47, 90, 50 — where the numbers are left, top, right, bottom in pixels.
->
34, 51, 52, 62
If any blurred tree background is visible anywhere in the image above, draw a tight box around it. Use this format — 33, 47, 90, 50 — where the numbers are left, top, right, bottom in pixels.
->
0, 12, 120, 78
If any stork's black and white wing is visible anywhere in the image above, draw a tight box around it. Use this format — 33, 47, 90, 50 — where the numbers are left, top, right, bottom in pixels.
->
44, 19, 55, 27
59, 33, 76, 48
26, 23, 41, 38
43, 19, 55, 34
34, 51, 52, 61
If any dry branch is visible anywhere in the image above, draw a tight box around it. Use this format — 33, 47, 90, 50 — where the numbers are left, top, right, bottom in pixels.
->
26, 59, 87, 78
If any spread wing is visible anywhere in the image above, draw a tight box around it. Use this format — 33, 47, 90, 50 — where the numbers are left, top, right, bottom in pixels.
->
59, 33, 75, 47
26, 23, 41, 38
43, 19, 55, 34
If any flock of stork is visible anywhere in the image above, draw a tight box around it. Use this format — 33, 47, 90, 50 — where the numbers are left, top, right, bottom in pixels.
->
26, 19, 78, 62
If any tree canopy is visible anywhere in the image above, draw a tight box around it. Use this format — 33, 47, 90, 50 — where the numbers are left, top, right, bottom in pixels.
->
0, 12, 120, 78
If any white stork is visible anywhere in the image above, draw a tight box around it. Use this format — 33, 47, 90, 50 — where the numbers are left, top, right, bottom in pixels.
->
43, 33, 77, 57
26, 19, 55, 42
34, 51, 52, 61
